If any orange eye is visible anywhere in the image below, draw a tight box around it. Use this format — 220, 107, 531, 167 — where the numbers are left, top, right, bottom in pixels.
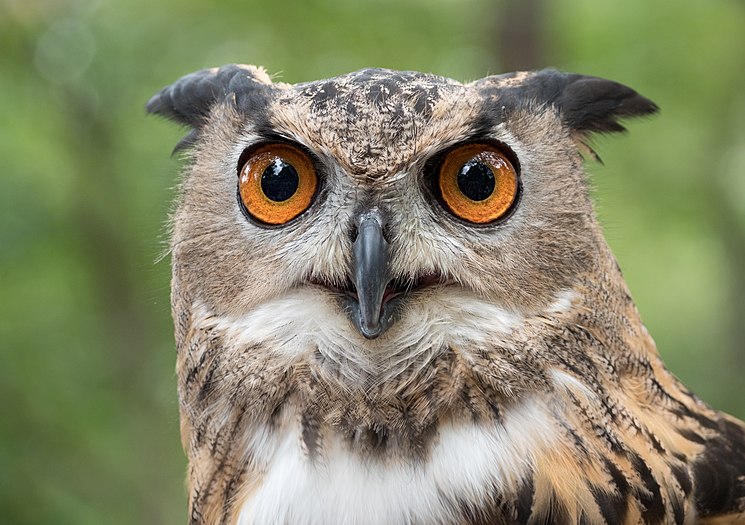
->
438, 143, 519, 224
238, 143, 318, 225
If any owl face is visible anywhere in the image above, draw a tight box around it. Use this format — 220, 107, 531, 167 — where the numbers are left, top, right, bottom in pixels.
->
152, 65, 655, 382
150, 68, 745, 525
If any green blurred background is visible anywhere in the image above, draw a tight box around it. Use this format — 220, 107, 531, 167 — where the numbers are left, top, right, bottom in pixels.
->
1, 0, 744, 523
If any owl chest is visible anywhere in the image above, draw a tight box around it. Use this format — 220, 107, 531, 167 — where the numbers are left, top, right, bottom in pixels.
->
236, 398, 558, 525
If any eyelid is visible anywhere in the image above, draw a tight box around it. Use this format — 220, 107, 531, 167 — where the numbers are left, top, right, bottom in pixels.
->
236, 136, 321, 174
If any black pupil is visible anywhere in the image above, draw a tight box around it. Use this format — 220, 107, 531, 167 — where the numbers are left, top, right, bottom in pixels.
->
261, 159, 299, 202
456, 160, 495, 201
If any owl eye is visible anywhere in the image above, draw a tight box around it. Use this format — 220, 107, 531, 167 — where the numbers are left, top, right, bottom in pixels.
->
437, 143, 519, 224
238, 143, 318, 225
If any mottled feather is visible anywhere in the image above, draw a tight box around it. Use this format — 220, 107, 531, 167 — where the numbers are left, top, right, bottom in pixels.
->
149, 65, 745, 525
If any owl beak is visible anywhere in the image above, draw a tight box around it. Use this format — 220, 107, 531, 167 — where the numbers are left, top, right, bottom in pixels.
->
351, 211, 390, 339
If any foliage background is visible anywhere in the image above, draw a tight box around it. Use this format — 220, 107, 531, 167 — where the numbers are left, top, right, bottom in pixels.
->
1, 0, 744, 523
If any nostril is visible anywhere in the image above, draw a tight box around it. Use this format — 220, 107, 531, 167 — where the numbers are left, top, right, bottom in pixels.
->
351, 208, 389, 245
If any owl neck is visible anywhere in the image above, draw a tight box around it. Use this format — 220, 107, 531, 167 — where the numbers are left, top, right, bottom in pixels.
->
174, 240, 683, 524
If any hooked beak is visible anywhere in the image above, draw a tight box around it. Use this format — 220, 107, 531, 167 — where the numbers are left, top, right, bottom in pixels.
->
322, 209, 443, 339
351, 210, 390, 339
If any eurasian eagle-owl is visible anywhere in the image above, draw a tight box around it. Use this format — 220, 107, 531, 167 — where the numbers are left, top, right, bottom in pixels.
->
147, 65, 745, 525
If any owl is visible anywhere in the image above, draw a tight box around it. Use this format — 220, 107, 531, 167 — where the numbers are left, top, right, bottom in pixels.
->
148, 65, 745, 525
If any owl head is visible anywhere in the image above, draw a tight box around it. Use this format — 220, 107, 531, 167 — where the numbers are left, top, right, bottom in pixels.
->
148, 65, 656, 385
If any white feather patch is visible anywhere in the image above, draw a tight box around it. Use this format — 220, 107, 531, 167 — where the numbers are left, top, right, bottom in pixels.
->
550, 368, 596, 402
200, 286, 525, 384
237, 396, 558, 525
545, 289, 577, 314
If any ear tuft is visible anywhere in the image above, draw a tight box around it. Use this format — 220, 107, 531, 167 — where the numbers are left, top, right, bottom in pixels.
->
475, 69, 658, 142
556, 73, 659, 135
146, 64, 273, 131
